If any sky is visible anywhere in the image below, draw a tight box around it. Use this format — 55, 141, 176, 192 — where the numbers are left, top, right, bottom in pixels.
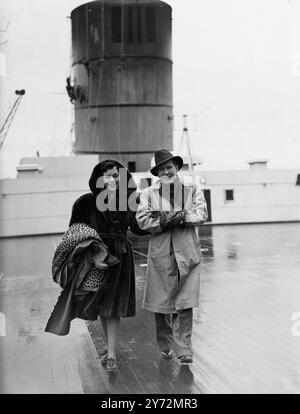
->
1, 0, 300, 178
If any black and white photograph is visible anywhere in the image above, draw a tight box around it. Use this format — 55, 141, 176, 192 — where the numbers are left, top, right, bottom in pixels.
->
0, 0, 300, 397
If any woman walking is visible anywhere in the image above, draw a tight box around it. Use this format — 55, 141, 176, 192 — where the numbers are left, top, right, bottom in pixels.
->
45, 160, 147, 371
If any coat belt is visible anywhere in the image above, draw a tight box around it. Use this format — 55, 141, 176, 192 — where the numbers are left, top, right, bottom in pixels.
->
98, 232, 127, 240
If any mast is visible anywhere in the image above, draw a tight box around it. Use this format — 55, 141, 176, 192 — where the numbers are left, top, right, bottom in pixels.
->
179, 114, 193, 173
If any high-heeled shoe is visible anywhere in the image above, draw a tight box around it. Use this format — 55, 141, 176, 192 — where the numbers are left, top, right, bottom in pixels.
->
160, 349, 173, 359
179, 355, 193, 365
106, 358, 118, 372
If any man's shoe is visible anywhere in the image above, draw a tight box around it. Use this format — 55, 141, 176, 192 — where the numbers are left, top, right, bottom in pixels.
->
160, 349, 173, 359
179, 355, 193, 365
106, 358, 118, 372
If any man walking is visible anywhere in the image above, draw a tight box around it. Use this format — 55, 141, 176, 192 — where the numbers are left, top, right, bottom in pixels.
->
136, 149, 208, 364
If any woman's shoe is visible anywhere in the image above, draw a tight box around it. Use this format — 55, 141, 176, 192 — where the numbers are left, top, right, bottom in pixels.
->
179, 355, 193, 365
100, 349, 108, 365
160, 349, 173, 359
106, 358, 118, 372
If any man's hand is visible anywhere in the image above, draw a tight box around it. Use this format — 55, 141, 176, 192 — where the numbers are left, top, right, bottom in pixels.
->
167, 211, 185, 229
159, 211, 185, 231
150, 211, 162, 219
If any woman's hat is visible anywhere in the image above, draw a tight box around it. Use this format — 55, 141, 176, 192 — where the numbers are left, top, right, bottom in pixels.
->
150, 149, 183, 176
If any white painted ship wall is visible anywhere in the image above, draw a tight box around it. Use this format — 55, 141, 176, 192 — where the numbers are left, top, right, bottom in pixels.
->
0, 156, 299, 237
206, 169, 300, 224
0, 156, 98, 237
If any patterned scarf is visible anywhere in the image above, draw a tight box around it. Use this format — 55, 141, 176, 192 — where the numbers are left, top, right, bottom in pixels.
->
52, 223, 101, 277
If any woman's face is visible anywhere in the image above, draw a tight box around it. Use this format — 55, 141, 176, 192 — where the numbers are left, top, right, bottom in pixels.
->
103, 166, 119, 191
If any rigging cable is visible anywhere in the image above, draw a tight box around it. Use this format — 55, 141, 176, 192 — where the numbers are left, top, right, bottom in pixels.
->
115, 0, 125, 164
86, 0, 105, 159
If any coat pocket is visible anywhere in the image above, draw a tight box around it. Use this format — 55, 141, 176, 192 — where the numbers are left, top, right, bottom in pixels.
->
149, 251, 177, 275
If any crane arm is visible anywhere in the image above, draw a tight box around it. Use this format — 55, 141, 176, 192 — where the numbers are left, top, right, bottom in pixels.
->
0, 89, 25, 151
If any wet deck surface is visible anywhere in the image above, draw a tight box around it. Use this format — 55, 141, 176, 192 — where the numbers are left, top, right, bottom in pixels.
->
1, 223, 300, 394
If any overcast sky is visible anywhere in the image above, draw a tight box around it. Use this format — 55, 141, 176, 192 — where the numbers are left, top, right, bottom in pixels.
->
1, 0, 300, 178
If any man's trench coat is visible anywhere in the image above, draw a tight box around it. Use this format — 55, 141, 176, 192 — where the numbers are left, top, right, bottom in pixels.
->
136, 176, 208, 314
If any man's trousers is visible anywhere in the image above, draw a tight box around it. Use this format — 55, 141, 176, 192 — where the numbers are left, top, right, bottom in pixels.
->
154, 308, 193, 357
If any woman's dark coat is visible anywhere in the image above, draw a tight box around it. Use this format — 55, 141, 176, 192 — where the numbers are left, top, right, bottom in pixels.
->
45, 160, 147, 335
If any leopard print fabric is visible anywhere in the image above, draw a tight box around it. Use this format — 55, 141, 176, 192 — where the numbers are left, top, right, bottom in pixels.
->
81, 266, 106, 292
52, 223, 101, 277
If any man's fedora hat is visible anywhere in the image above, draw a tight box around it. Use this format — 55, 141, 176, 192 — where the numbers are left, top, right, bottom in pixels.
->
150, 149, 183, 176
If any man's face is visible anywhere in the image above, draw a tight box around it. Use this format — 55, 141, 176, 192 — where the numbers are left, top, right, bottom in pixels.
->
103, 166, 119, 191
157, 161, 178, 184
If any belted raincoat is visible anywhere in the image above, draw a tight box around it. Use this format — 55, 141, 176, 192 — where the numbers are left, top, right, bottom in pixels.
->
136, 176, 208, 314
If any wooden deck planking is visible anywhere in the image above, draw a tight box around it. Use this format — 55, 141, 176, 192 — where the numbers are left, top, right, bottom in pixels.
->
0, 223, 300, 394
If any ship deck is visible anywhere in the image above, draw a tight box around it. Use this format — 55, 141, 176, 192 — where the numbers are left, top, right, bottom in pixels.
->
1, 223, 300, 394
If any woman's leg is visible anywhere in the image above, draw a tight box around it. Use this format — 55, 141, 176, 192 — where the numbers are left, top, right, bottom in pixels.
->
100, 315, 108, 346
106, 317, 120, 359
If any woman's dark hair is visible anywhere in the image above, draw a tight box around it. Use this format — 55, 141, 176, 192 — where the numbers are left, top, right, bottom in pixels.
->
97, 160, 118, 176
89, 160, 118, 194
89, 159, 137, 197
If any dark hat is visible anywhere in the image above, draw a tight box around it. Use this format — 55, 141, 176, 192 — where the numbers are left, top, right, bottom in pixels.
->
89, 159, 136, 195
150, 149, 183, 176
